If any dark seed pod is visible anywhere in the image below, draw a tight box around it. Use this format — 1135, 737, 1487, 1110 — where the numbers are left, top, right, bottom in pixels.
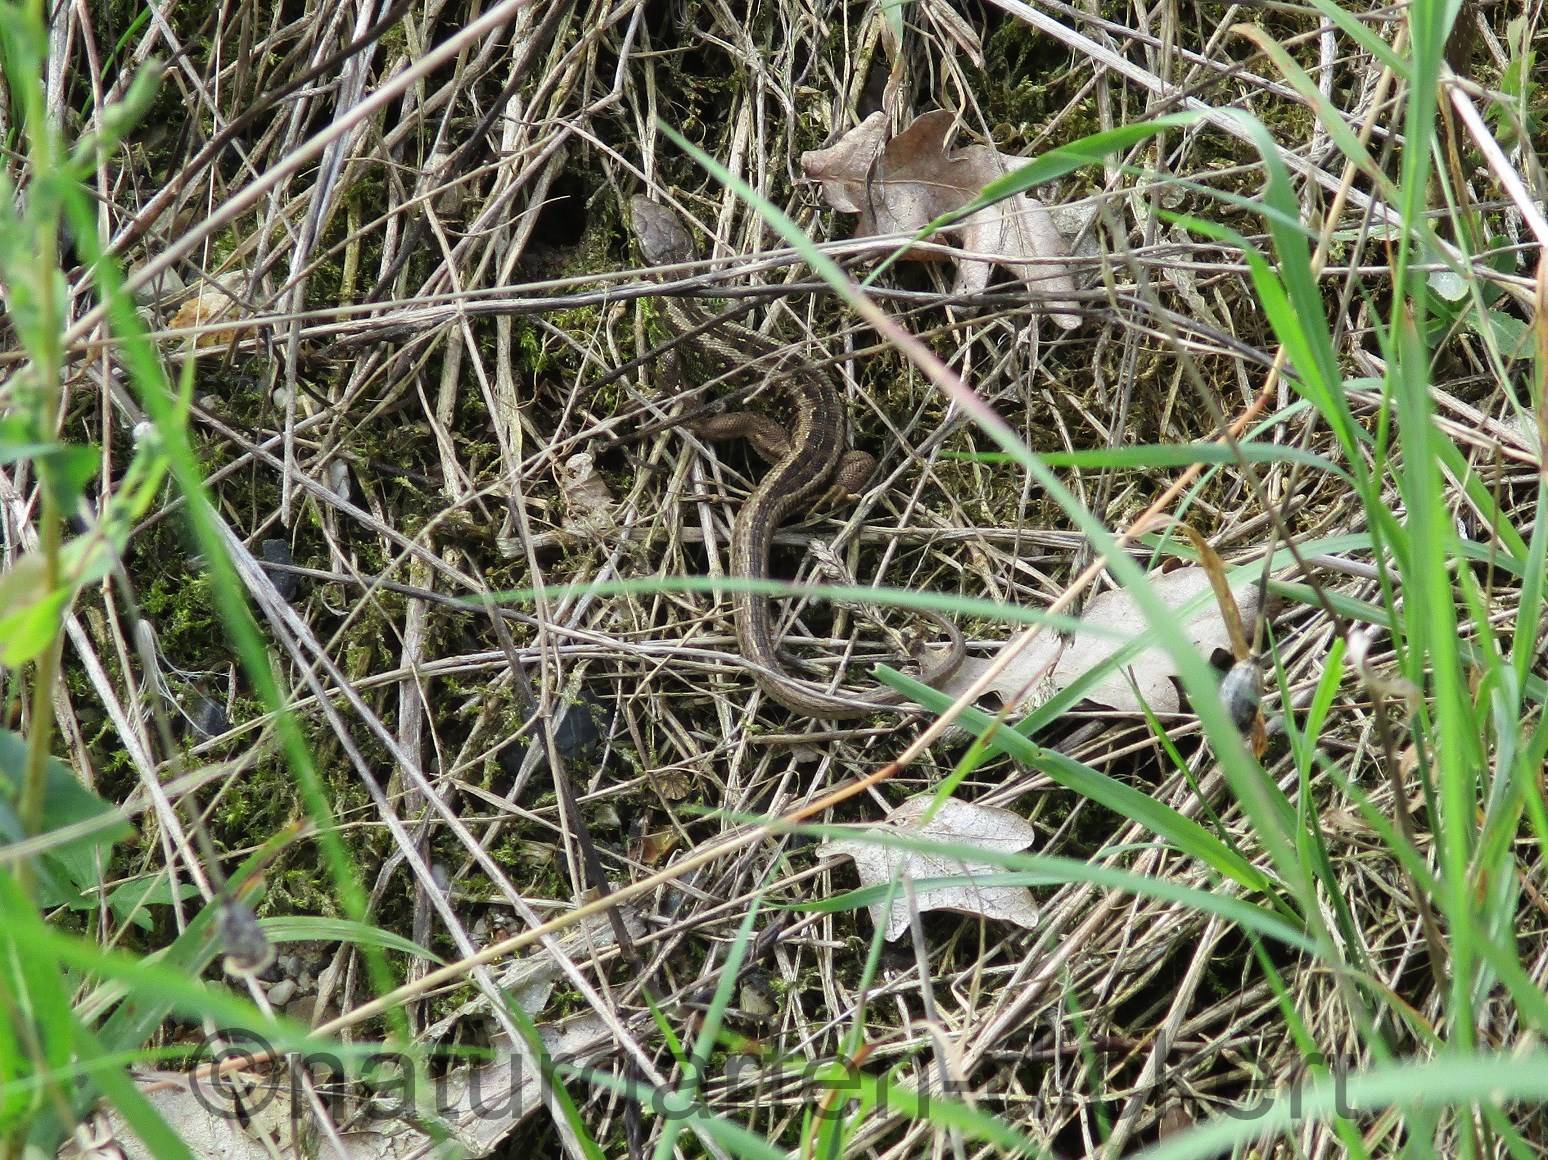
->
219, 899, 274, 979
1220, 659, 1263, 734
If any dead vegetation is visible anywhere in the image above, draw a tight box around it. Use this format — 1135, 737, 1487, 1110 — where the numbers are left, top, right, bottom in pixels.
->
19, 0, 1548, 1155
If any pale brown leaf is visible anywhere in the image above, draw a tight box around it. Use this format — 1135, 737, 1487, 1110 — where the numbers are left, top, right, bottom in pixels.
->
939, 565, 1262, 715
820, 795, 1040, 941
1052, 565, 1261, 714
559, 451, 618, 539
936, 631, 1064, 708
801, 110, 1078, 327
165, 274, 247, 347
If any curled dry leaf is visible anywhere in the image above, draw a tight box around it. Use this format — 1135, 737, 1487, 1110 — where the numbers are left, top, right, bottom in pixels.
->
85, 913, 645, 1160
939, 631, 1065, 713
430, 1015, 613, 1156
940, 565, 1262, 716
921, 0, 986, 68
76, 920, 614, 1159
629, 194, 695, 267
165, 273, 247, 347
820, 795, 1040, 941
63, 1079, 285, 1160
648, 763, 696, 801
635, 827, 680, 867
801, 110, 1078, 327
559, 451, 618, 539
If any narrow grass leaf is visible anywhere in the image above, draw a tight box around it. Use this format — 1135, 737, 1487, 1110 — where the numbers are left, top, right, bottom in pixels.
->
257, 917, 443, 965
805, 858, 1312, 954
1132, 1052, 1548, 1160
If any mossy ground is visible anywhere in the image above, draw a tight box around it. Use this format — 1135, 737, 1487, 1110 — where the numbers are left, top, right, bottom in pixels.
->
44, 0, 1548, 1151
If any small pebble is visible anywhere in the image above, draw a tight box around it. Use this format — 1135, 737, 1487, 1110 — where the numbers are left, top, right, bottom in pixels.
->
258, 539, 299, 600
327, 459, 351, 501
591, 802, 621, 830
722, 1053, 763, 1083
498, 692, 605, 777
739, 968, 777, 1022
186, 694, 229, 739
427, 151, 465, 215
285, 994, 333, 1026
266, 979, 296, 1007
126, 259, 185, 308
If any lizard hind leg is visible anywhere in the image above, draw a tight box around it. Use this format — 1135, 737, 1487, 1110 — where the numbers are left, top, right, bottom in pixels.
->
821, 449, 876, 506
690, 410, 789, 463
692, 414, 874, 506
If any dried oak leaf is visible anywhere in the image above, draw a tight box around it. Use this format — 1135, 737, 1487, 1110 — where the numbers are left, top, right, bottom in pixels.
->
165, 273, 247, 347
558, 451, 618, 539
801, 110, 1078, 327
937, 632, 1065, 713
940, 565, 1262, 715
820, 795, 1039, 941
